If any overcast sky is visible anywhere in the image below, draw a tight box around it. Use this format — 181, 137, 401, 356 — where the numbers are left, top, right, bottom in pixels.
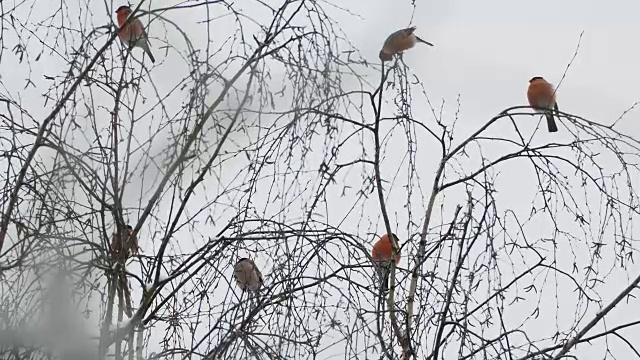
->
3, 0, 640, 359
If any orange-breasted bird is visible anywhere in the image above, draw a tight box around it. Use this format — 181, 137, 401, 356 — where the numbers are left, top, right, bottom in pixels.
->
115, 5, 156, 63
379, 27, 433, 62
527, 76, 559, 133
371, 233, 401, 292
234, 258, 263, 292
111, 224, 139, 260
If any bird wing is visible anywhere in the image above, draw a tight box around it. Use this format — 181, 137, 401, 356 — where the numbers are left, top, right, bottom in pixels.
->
140, 24, 151, 43
255, 265, 264, 284
129, 234, 139, 254
403, 26, 417, 36
247, 259, 263, 283
132, 19, 146, 40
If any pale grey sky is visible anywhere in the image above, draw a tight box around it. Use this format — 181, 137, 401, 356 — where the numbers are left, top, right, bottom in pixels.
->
2, 0, 640, 359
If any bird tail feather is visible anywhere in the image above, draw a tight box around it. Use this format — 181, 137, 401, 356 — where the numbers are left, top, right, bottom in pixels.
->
141, 42, 156, 63
380, 267, 389, 293
415, 36, 434, 46
545, 112, 558, 133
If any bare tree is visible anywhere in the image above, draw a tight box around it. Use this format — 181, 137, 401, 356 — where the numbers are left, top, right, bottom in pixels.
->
2, 2, 640, 360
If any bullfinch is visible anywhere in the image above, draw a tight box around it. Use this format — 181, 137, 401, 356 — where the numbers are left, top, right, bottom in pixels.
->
111, 224, 139, 260
379, 27, 433, 62
371, 233, 401, 292
234, 258, 263, 292
527, 76, 559, 133
115, 5, 156, 63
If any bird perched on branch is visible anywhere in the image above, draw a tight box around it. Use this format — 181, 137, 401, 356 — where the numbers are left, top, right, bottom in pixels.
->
379, 27, 433, 62
371, 233, 401, 292
234, 258, 263, 292
527, 76, 559, 132
115, 5, 156, 63
111, 224, 139, 260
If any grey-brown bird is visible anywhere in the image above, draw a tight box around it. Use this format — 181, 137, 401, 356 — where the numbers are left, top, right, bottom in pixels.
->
379, 26, 434, 62
111, 224, 139, 260
234, 258, 263, 292
527, 76, 559, 133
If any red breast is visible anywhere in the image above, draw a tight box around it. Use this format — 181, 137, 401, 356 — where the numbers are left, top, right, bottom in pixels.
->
371, 233, 401, 264
527, 77, 555, 108
116, 7, 144, 43
116, 10, 129, 28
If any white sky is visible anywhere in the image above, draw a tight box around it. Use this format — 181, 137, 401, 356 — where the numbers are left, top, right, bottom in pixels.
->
3, 0, 640, 359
